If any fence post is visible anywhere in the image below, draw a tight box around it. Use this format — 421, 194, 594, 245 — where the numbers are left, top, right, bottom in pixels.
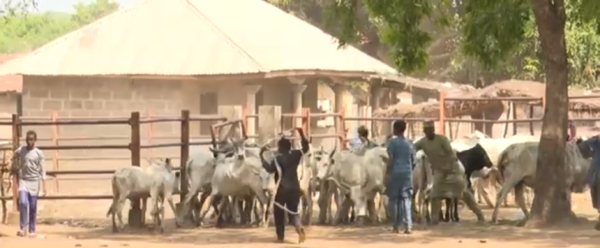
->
180, 110, 190, 203
439, 91, 446, 136
51, 112, 59, 193
302, 108, 311, 140
128, 111, 143, 227
10, 114, 19, 212
339, 108, 346, 150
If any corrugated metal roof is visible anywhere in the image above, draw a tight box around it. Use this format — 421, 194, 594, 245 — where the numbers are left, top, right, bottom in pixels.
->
0, 54, 22, 92
0, 0, 396, 78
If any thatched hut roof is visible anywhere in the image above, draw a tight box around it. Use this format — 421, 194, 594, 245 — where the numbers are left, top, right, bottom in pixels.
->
373, 101, 440, 118
374, 79, 600, 118
478, 80, 600, 111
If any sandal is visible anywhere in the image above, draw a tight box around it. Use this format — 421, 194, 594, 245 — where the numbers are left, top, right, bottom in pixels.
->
16, 230, 26, 237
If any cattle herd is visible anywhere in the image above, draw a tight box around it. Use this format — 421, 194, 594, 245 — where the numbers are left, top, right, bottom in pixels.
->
105, 131, 593, 233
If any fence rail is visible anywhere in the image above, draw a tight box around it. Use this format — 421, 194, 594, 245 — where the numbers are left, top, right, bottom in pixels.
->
0, 110, 228, 225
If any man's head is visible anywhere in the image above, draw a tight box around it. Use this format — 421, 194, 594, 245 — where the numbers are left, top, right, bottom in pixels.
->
25, 130, 37, 148
357, 126, 369, 139
277, 136, 292, 153
393, 120, 406, 136
423, 121, 435, 139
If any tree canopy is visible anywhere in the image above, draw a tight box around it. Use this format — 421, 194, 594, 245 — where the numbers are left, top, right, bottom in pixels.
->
0, 0, 118, 53
269, 0, 600, 88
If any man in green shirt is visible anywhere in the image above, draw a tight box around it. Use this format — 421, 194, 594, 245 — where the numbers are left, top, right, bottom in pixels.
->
413, 121, 484, 224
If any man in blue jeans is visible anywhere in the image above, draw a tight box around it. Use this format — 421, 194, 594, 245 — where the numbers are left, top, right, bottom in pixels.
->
12, 130, 46, 237
386, 120, 413, 234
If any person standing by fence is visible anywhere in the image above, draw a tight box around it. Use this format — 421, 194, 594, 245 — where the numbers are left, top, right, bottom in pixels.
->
11, 130, 46, 237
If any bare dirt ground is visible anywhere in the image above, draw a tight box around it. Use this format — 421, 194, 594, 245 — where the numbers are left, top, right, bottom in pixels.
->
2, 193, 600, 248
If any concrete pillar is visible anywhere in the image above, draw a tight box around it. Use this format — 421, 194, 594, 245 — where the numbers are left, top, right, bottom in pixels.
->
330, 83, 346, 147
258, 106, 282, 145
288, 77, 307, 129
244, 84, 262, 142
217, 105, 243, 141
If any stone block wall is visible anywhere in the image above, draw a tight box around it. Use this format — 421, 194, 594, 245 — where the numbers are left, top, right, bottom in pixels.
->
21, 76, 192, 195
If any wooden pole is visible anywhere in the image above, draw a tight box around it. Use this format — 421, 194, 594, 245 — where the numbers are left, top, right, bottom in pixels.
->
51, 111, 59, 193
180, 110, 190, 203
10, 114, 19, 212
128, 112, 142, 227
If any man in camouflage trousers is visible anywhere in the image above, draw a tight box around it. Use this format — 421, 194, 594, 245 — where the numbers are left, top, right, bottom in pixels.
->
413, 121, 484, 224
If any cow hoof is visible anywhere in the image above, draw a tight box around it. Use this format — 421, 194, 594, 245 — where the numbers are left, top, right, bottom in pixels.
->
594, 222, 600, 231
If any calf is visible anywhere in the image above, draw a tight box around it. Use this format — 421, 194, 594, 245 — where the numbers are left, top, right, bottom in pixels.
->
414, 143, 493, 223
106, 158, 180, 233
442, 143, 493, 222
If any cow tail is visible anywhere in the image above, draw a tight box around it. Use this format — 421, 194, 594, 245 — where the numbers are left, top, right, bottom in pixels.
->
186, 159, 194, 191
495, 149, 510, 185
106, 176, 119, 217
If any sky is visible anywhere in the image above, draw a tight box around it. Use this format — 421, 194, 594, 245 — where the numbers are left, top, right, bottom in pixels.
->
36, 0, 136, 12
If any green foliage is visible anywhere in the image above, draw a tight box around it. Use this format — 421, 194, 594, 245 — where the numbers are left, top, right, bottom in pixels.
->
72, 0, 118, 26
321, 0, 600, 88
0, 0, 119, 54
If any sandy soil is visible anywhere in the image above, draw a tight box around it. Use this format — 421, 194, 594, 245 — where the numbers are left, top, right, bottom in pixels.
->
1, 194, 600, 248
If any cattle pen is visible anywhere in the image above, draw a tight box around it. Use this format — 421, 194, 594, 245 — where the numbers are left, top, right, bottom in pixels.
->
1, 91, 600, 227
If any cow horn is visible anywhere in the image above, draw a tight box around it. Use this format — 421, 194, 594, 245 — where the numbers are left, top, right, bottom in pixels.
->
329, 144, 337, 160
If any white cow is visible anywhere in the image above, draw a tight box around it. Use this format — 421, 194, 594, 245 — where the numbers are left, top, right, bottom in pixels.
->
106, 158, 180, 233
490, 141, 590, 223
198, 140, 275, 227
315, 146, 388, 224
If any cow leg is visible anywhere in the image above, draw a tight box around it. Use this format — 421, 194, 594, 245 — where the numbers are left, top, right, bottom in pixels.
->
317, 182, 330, 225
334, 197, 352, 225
193, 192, 210, 226
491, 176, 522, 223
141, 197, 148, 226
454, 198, 459, 222
251, 198, 263, 226
331, 184, 341, 224
215, 197, 229, 228
164, 192, 178, 231
149, 190, 160, 232
476, 177, 495, 208
210, 195, 222, 219
110, 191, 128, 233
367, 198, 377, 224
198, 192, 219, 226
513, 183, 530, 225
178, 186, 199, 226
302, 189, 313, 226
241, 196, 254, 225
440, 198, 449, 222
157, 197, 166, 233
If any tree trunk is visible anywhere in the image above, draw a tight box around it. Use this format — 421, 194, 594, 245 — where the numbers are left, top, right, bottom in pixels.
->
527, 0, 572, 227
